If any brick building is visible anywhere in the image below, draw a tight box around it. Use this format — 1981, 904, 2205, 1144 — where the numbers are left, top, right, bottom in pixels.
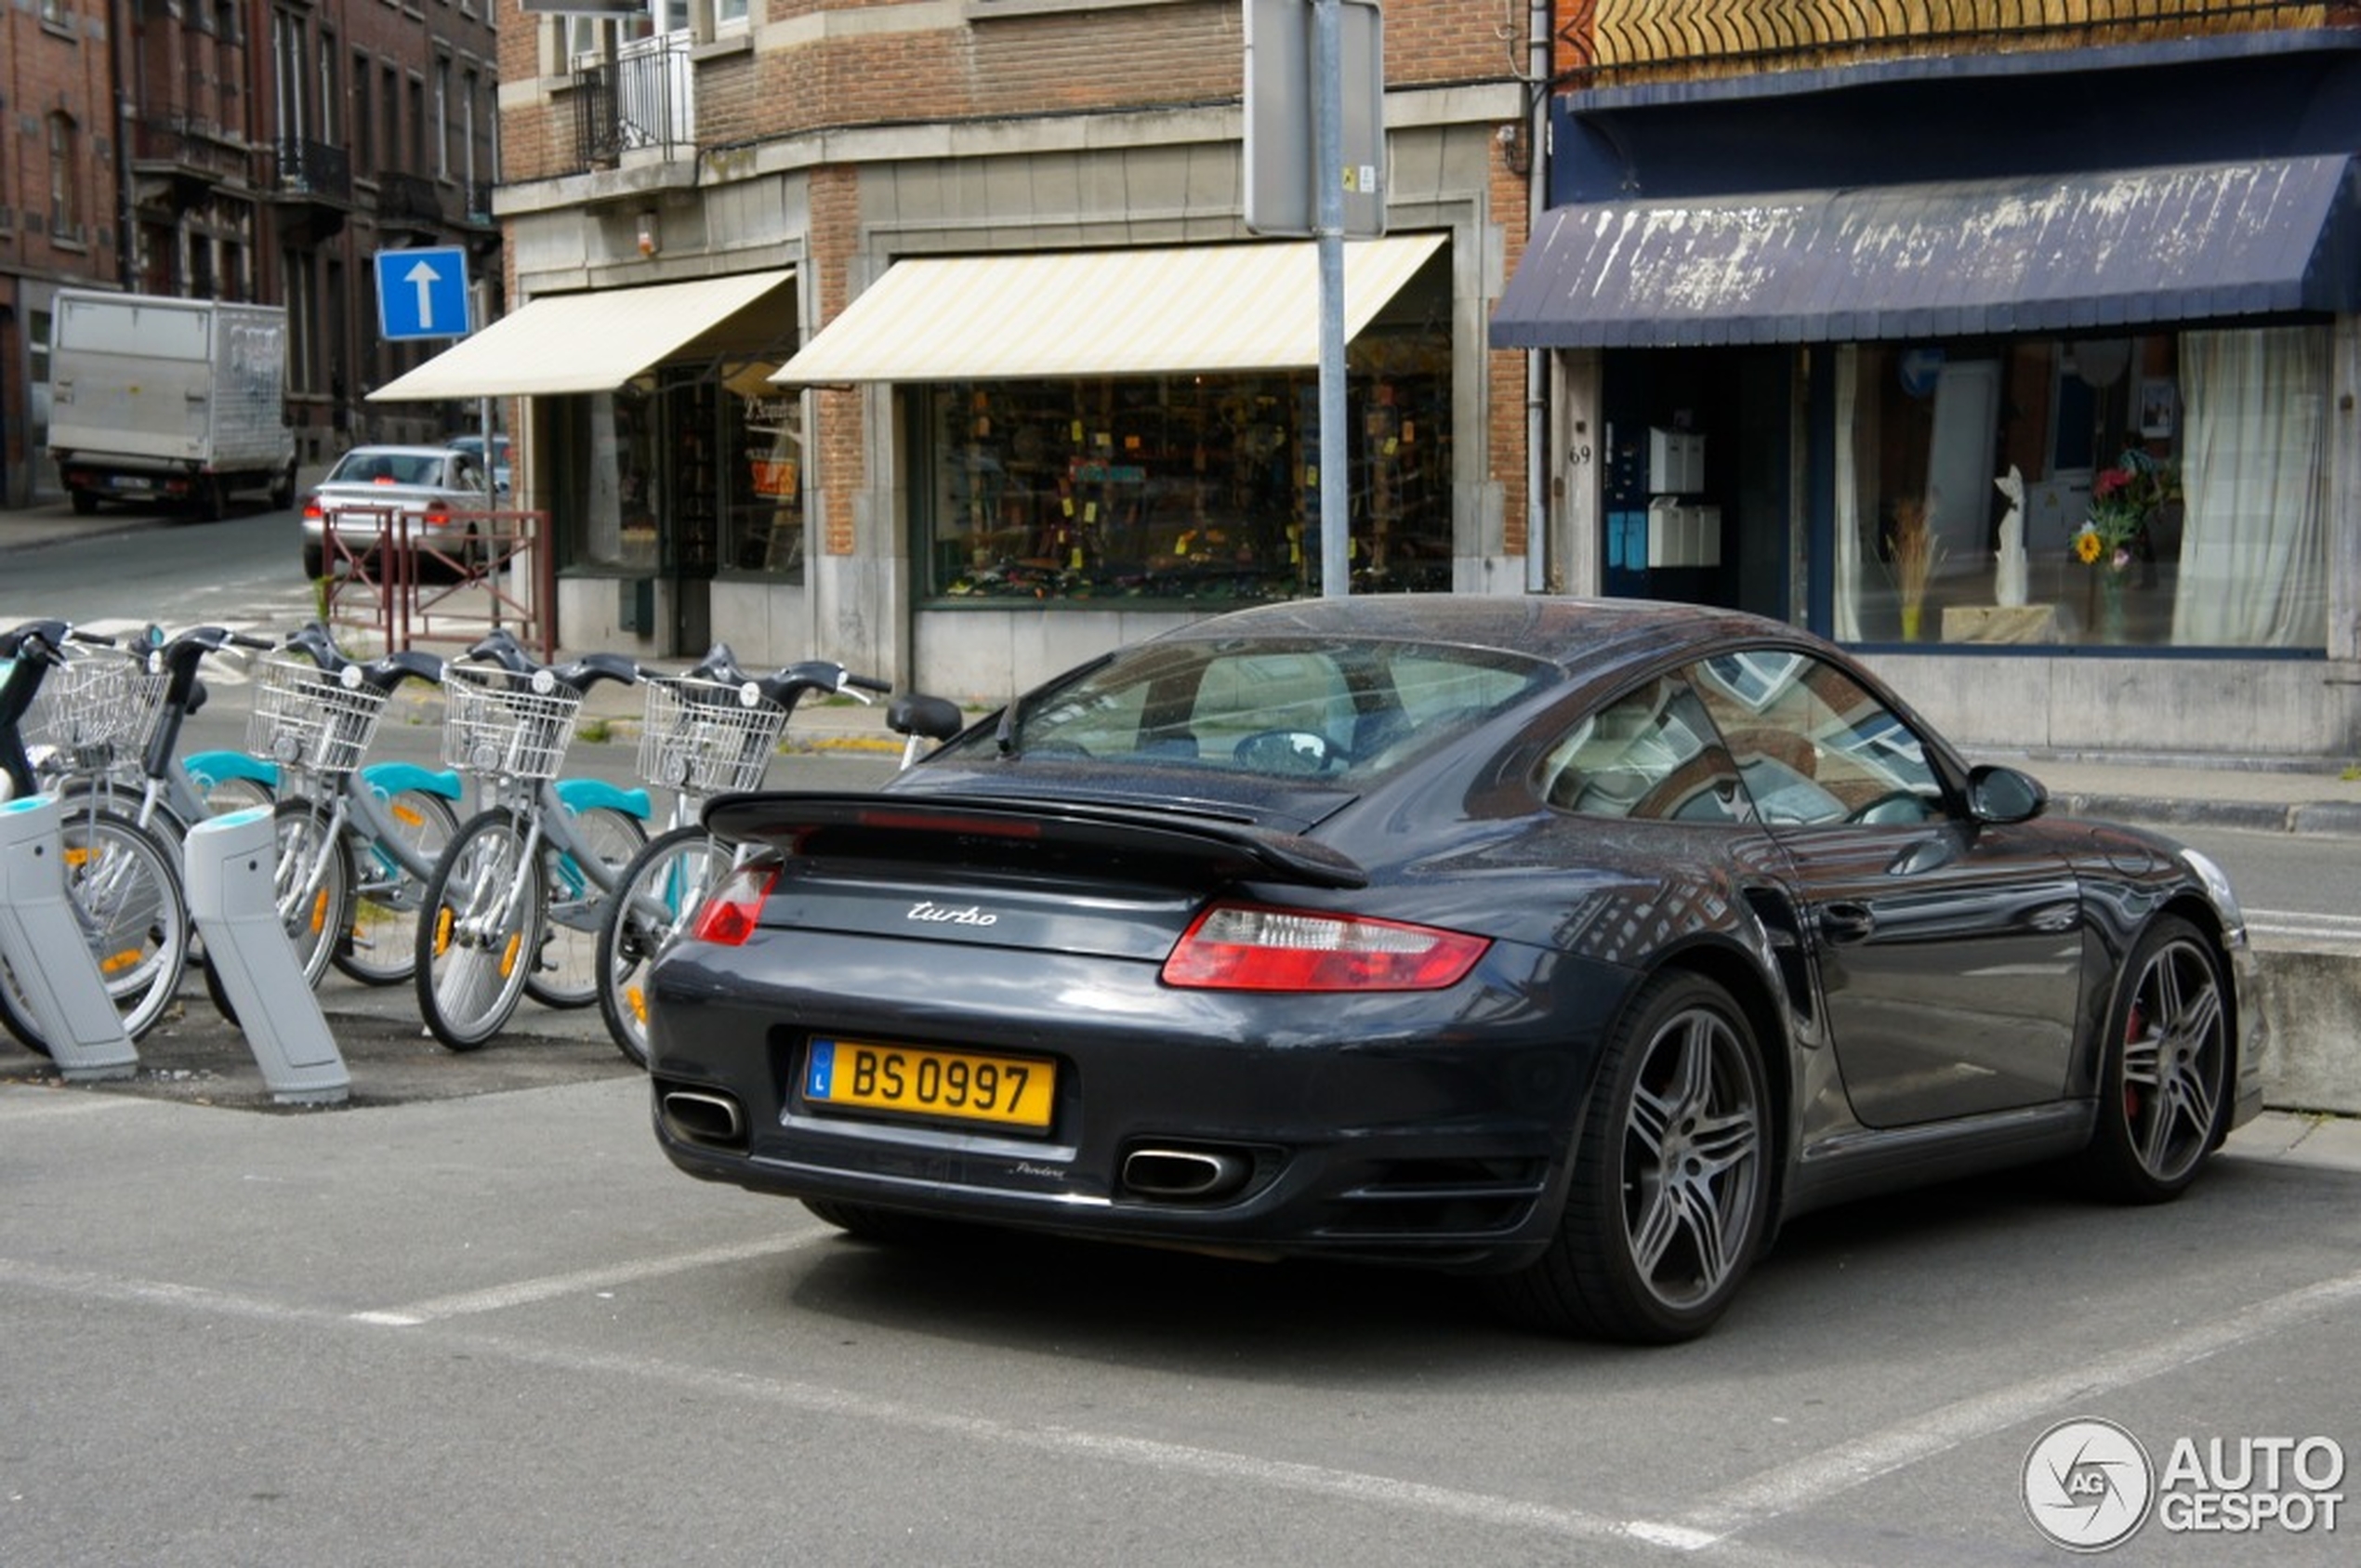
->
0, 0, 500, 507
395, 0, 1542, 694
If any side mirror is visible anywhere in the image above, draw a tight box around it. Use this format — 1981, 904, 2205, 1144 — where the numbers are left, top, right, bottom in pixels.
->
1967, 763, 2048, 825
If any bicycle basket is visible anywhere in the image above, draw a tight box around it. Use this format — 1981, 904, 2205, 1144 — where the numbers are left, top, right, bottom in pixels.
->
636, 676, 789, 796
441, 663, 584, 781
23, 647, 166, 771
247, 653, 390, 775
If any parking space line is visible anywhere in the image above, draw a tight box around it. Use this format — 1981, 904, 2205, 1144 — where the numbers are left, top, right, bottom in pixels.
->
348, 1232, 835, 1325
1642, 1264, 2361, 1546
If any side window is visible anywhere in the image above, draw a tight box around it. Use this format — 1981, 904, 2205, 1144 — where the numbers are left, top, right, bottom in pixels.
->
1689, 651, 1945, 826
1538, 675, 1744, 823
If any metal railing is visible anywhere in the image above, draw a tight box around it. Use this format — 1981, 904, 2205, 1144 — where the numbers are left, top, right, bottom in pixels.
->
273, 138, 353, 204
573, 34, 694, 168
376, 171, 445, 227
322, 507, 557, 663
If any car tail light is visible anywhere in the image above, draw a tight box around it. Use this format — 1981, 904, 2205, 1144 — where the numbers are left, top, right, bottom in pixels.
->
1161, 903, 1489, 992
688, 862, 778, 947
301, 496, 323, 522
424, 499, 452, 528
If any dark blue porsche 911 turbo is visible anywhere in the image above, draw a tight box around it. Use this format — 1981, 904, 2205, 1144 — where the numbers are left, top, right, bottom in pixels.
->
644, 596, 2261, 1342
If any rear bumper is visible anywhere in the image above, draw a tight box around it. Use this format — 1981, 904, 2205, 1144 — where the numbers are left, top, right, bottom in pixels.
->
645, 929, 1629, 1270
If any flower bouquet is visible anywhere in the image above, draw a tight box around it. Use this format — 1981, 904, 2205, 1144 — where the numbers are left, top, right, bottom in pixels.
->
2074, 448, 2176, 641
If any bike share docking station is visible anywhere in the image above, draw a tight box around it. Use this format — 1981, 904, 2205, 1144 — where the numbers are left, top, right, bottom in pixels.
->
184, 806, 350, 1106
0, 795, 140, 1081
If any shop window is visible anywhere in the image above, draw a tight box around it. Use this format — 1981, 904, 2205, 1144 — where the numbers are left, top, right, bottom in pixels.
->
1832, 324, 2328, 652
913, 348, 1451, 605
566, 366, 802, 581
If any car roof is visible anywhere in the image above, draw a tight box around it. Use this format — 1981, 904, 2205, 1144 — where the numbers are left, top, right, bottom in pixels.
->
1141, 595, 1836, 680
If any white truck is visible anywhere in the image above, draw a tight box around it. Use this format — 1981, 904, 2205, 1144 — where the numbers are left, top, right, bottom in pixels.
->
46, 289, 298, 520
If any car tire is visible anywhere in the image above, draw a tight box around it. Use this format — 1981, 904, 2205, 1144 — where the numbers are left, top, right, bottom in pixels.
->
1485, 970, 1771, 1344
70, 489, 99, 516
301, 542, 324, 579
2070, 914, 2232, 1205
270, 463, 297, 511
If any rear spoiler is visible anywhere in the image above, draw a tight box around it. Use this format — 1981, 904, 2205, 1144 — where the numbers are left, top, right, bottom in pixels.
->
702, 791, 1370, 892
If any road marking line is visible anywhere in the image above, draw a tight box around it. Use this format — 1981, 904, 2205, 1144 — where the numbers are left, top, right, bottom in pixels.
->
349, 1232, 836, 1324
1642, 1265, 2361, 1545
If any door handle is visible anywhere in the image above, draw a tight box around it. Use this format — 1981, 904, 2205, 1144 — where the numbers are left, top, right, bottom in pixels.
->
1818, 902, 1876, 944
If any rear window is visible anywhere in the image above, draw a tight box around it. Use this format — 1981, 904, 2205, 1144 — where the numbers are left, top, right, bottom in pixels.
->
958, 637, 1554, 782
330, 452, 447, 486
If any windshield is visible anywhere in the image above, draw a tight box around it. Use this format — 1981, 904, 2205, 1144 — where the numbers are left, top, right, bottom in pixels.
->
948, 637, 1557, 783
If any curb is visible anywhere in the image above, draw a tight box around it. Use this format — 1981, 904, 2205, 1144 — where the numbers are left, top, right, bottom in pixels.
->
2054, 793, 2361, 837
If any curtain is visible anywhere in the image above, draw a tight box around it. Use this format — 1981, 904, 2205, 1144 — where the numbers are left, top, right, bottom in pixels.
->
1832, 345, 1862, 641
2172, 326, 2328, 648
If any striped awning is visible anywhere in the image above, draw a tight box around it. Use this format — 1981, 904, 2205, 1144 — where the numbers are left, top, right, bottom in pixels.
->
1490, 157, 2361, 349
772, 234, 1445, 384
369, 271, 794, 400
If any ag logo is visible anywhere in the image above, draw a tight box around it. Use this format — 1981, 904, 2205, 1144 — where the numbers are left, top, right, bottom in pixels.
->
2025, 1417, 2154, 1552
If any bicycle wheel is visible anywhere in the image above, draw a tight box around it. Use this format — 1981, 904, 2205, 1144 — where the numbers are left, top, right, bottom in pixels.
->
0, 806, 189, 1054
334, 785, 460, 986
596, 825, 728, 1068
270, 798, 352, 988
524, 803, 646, 1010
415, 806, 543, 1051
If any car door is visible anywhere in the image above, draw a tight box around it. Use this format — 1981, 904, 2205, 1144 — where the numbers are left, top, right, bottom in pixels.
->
1689, 650, 2086, 1127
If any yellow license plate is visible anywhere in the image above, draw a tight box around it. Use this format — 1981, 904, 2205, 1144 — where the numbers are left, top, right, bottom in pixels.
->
803, 1038, 1056, 1131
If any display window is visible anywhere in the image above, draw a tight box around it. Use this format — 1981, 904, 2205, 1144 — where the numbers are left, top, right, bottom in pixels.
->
911, 336, 1452, 605
564, 358, 805, 581
1832, 324, 2328, 651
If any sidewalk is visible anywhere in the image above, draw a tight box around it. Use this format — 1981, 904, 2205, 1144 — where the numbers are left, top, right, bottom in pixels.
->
8, 486, 2361, 826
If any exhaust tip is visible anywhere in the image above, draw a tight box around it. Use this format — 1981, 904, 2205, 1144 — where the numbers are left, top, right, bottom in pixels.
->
1121, 1146, 1252, 1203
660, 1088, 746, 1150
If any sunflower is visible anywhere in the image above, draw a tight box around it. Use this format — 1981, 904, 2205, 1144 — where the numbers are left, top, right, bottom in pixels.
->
2074, 527, 2104, 566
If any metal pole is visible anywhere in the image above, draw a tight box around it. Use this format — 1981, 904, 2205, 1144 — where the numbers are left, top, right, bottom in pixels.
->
1313, 0, 1349, 599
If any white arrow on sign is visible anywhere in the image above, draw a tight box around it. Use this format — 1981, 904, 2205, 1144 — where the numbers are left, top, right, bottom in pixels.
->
404, 257, 447, 331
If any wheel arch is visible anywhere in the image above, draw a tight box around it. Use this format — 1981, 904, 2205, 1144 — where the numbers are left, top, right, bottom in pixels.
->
1631, 939, 1797, 1224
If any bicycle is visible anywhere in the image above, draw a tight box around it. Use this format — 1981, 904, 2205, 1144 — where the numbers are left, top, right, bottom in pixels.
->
247, 623, 460, 988
593, 648, 896, 1066
0, 623, 190, 1054
414, 634, 646, 1049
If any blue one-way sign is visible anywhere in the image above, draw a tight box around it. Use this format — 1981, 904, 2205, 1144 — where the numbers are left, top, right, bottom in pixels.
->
376, 247, 472, 341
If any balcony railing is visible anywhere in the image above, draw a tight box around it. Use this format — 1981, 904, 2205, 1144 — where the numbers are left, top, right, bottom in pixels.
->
574, 34, 695, 168
130, 115, 248, 183
1558, 0, 2348, 86
273, 138, 352, 204
376, 171, 445, 227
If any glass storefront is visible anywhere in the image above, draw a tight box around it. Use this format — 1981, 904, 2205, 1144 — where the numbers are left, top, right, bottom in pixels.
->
562, 355, 805, 585
910, 331, 1453, 606
1833, 323, 2328, 651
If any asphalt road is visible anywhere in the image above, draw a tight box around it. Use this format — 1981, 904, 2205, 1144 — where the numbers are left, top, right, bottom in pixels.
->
6, 1068, 2356, 1566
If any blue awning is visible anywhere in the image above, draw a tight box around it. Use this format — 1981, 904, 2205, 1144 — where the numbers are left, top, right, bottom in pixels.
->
1490, 156, 2361, 349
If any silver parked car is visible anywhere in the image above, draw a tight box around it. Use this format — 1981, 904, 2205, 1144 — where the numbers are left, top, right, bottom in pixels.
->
300, 444, 495, 578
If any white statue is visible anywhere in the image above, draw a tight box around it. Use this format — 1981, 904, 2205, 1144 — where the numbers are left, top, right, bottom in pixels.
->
1994, 465, 2028, 608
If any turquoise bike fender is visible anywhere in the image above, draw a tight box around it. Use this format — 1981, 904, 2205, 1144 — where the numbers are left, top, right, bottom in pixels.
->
360, 761, 462, 801
554, 777, 652, 820
185, 750, 279, 792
